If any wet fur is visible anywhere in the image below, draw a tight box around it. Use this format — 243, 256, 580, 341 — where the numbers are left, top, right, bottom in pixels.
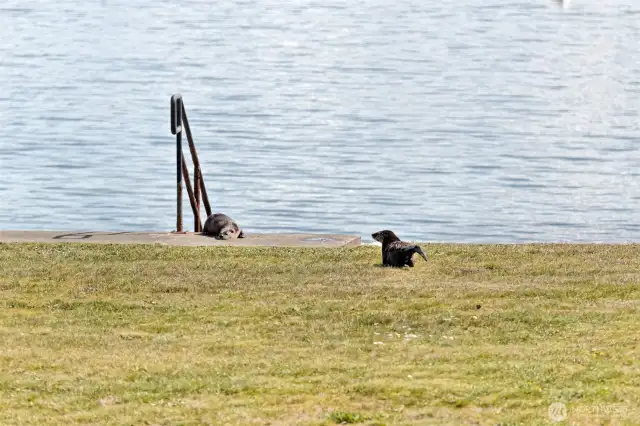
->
371, 230, 428, 268
202, 213, 245, 240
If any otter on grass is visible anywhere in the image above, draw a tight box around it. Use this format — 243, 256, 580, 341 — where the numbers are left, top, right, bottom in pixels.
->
202, 213, 245, 240
371, 229, 428, 268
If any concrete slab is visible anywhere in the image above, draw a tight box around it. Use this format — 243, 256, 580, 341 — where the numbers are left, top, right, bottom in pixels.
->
0, 230, 361, 248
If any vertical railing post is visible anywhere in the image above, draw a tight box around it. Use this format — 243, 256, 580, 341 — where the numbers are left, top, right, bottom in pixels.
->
194, 167, 201, 232
181, 155, 202, 231
171, 94, 184, 233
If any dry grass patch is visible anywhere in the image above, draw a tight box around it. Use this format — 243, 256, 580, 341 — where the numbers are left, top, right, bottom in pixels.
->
0, 242, 639, 425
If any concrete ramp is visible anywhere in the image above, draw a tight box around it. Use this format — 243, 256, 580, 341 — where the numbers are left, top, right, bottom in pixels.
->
0, 230, 361, 248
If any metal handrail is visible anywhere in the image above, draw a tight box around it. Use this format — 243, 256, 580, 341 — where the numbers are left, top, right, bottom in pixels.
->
170, 94, 212, 233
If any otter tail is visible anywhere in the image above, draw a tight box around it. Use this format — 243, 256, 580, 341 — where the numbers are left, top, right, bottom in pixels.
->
414, 246, 428, 262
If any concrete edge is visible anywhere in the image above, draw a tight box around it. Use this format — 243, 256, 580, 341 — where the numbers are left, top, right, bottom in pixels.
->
0, 230, 361, 248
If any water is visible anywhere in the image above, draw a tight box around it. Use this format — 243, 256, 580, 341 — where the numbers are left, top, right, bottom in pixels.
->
1, 0, 639, 243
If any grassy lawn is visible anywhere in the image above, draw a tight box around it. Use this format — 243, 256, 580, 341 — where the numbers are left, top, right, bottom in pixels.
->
0, 242, 638, 425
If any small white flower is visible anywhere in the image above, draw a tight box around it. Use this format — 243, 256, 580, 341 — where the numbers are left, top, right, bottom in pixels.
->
374, 341, 384, 345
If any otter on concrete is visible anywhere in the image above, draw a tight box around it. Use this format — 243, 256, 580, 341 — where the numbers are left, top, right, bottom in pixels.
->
371, 230, 428, 268
202, 213, 246, 240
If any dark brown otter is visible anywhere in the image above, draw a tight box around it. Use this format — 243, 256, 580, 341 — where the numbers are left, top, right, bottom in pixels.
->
371, 230, 428, 268
202, 213, 246, 240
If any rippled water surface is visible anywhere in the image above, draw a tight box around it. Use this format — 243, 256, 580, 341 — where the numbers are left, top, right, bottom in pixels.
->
1, 0, 639, 242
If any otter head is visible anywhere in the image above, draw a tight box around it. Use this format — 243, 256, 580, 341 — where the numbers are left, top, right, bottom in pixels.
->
372, 230, 400, 244
216, 226, 240, 240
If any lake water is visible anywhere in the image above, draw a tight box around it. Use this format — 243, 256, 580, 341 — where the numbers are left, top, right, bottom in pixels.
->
1, 0, 639, 243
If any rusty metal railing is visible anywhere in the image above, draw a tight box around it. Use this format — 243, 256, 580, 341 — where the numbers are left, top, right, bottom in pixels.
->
170, 94, 212, 233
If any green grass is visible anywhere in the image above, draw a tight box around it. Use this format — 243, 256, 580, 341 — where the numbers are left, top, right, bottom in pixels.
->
0, 242, 639, 425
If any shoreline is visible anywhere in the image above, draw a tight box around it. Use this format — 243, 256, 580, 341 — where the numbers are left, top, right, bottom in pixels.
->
2, 230, 639, 247
0, 230, 361, 248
